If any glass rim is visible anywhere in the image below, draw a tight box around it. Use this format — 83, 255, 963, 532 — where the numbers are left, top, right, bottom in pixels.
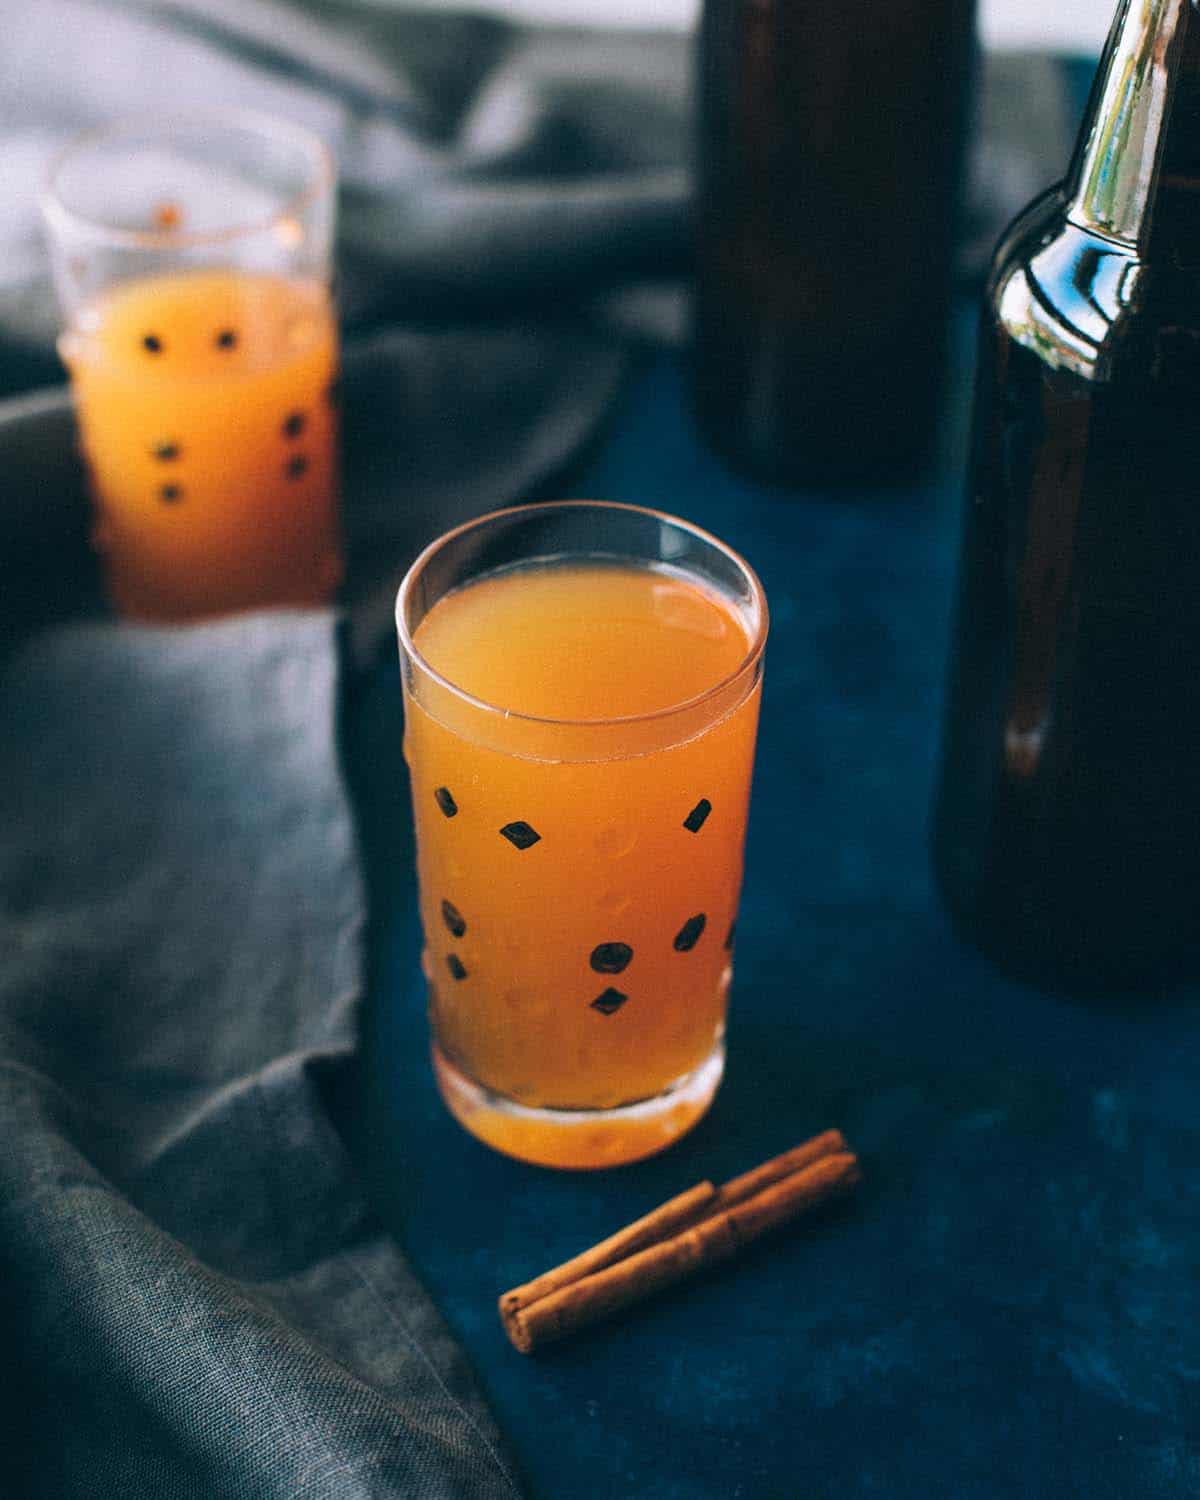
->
39, 108, 336, 251
395, 499, 769, 730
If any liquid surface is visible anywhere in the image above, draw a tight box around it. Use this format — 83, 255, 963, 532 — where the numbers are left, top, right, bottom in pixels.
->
66, 270, 341, 621
404, 561, 763, 1164
412, 563, 752, 720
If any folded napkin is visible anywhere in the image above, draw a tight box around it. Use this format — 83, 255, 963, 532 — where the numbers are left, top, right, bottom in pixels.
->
0, 615, 519, 1497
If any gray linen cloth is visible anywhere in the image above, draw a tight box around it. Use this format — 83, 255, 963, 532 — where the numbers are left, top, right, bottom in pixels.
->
0, 615, 521, 1497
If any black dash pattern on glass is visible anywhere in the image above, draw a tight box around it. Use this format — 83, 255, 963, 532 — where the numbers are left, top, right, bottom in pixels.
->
215, 328, 238, 350
159, 484, 183, 503
282, 411, 306, 439
285, 455, 309, 480
500, 821, 541, 850
683, 798, 712, 833
674, 913, 707, 952
435, 786, 458, 818
446, 953, 468, 981
590, 941, 633, 974
590, 987, 628, 1015
724, 921, 736, 950
152, 441, 180, 462
441, 899, 466, 938
142, 333, 163, 354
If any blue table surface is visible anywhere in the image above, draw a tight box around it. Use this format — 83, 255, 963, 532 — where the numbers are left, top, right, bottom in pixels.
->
344, 327, 1200, 1499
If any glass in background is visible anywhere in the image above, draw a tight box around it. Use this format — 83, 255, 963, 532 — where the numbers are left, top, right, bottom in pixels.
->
41, 111, 341, 622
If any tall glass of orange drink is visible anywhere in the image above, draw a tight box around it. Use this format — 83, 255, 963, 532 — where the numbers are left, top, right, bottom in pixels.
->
396, 501, 768, 1169
41, 113, 341, 621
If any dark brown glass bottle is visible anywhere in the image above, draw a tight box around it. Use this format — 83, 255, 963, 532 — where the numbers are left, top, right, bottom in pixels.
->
933, 0, 1200, 992
692, 0, 975, 485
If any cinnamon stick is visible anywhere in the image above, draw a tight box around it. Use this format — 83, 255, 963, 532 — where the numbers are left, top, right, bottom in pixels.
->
499, 1180, 719, 1327
501, 1128, 846, 1327
709, 1128, 848, 1212
500, 1132, 858, 1353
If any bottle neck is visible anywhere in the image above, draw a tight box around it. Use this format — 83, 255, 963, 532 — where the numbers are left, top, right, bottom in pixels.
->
1065, 0, 1200, 255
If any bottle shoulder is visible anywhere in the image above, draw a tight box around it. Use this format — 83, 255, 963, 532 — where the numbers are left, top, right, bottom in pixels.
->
983, 189, 1144, 381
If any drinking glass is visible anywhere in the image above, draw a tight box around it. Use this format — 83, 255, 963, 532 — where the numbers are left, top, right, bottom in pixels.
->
396, 501, 768, 1169
41, 111, 341, 621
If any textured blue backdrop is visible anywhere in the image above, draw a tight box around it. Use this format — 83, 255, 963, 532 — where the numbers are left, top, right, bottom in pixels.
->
347, 303, 1200, 1497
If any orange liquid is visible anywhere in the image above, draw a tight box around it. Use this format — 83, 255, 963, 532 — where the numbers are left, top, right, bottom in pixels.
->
64, 270, 342, 620
406, 561, 762, 1166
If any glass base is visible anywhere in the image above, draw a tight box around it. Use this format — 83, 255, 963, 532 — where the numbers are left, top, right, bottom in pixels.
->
431, 1039, 725, 1170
